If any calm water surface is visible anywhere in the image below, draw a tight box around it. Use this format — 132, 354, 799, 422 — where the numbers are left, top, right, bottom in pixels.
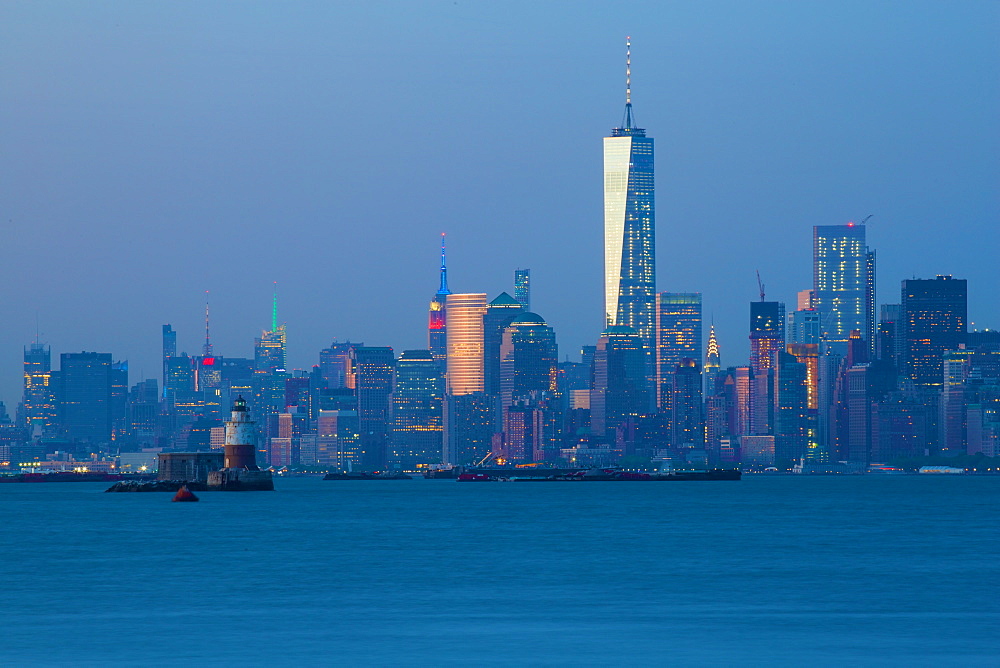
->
1, 476, 997, 666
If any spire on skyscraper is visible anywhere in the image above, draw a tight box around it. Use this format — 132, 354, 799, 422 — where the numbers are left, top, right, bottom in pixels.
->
706, 324, 720, 371
438, 233, 451, 296
272, 282, 278, 332
623, 36, 634, 130
203, 291, 213, 357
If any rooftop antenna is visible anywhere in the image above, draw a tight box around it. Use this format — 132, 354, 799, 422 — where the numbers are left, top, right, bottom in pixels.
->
272, 282, 278, 332
203, 291, 213, 357
624, 36, 634, 129
756, 270, 766, 302
438, 233, 451, 295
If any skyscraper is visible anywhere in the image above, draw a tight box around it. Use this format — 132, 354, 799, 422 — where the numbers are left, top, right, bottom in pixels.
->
513, 269, 531, 310
813, 223, 875, 353
749, 301, 786, 375
255, 327, 287, 373
498, 312, 559, 462
591, 326, 649, 439
53, 352, 116, 445
669, 358, 703, 447
499, 312, 559, 412
22, 343, 55, 432
162, 324, 176, 394
901, 275, 967, 387
318, 341, 358, 390
390, 350, 444, 469
428, 234, 450, 363
350, 346, 395, 470
483, 292, 524, 397
604, 38, 655, 353
443, 293, 492, 464
704, 324, 721, 394
773, 350, 809, 463
445, 293, 488, 395
787, 309, 821, 346
655, 292, 702, 410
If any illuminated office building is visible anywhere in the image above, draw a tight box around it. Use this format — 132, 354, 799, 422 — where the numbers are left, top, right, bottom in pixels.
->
499, 312, 559, 413
604, 39, 655, 354
443, 293, 491, 464
164, 354, 194, 398
749, 301, 785, 375
813, 224, 875, 353
22, 343, 55, 431
445, 293, 488, 395
514, 269, 531, 310
655, 293, 701, 410
391, 350, 444, 469
901, 275, 967, 388
255, 326, 286, 374
319, 341, 357, 389
254, 289, 287, 374
316, 409, 360, 468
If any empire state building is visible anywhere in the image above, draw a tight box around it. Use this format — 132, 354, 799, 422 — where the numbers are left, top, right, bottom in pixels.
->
604, 37, 655, 349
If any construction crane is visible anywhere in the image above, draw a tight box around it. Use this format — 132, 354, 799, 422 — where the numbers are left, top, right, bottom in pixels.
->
860, 214, 873, 225
474, 451, 497, 468
756, 270, 765, 302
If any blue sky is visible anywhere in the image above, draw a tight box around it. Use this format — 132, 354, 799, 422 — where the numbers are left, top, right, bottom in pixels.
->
1, 1, 997, 405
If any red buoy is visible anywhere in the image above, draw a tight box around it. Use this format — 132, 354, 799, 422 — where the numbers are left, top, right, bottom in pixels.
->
172, 485, 199, 502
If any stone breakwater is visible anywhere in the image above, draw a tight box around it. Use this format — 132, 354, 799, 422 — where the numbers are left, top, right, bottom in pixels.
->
105, 480, 210, 493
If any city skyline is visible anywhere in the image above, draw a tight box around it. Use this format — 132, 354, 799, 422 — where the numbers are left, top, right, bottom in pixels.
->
1, 2, 997, 406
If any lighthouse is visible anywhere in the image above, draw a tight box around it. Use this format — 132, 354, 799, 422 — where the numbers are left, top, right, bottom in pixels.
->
224, 396, 259, 470
208, 396, 274, 491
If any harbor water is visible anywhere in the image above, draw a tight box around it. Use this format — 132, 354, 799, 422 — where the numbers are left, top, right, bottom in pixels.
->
1, 475, 997, 665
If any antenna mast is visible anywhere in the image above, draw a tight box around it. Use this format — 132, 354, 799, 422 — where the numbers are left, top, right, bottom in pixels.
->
438, 233, 451, 295
624, 36, 634, 129
203, 291, 213, 356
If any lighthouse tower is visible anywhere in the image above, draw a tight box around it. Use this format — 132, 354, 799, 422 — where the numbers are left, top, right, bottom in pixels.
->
208, 396, 273, 490
224, 396, 259, 470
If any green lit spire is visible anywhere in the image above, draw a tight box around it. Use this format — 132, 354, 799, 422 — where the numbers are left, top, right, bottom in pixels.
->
272, 282, 278, 332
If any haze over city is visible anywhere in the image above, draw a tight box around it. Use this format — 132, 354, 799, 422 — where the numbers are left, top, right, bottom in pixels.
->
2, 0, 997, 405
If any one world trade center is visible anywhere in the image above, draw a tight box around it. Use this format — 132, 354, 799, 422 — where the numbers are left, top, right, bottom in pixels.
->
604, 37, 655, 350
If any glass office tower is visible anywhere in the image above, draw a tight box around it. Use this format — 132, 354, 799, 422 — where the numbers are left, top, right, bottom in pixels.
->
901, 275, 967, 387
513, 269, 531, 310
813, 224, 875, 353
655, 293, 702, 410
604, 39, 655, 352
